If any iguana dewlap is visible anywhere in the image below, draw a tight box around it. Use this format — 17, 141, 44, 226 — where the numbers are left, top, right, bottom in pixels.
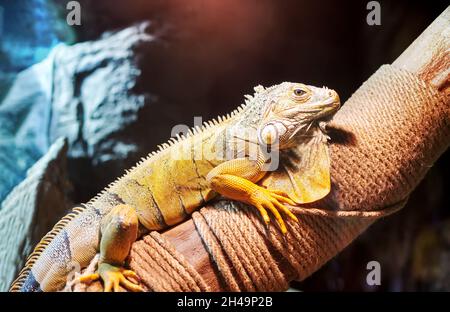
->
11, 82, 340, 292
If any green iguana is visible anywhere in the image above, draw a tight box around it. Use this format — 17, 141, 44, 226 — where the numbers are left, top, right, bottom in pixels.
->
10, 82, 340, 292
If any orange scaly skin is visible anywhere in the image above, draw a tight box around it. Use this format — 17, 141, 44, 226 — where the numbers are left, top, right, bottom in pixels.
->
11, 82, 340, 292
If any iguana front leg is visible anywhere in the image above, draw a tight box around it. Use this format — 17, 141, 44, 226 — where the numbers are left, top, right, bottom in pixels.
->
206, 157, 298, 233
78, 204, 144, 292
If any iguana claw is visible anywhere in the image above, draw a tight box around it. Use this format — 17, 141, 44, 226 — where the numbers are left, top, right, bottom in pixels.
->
249, 187, 298, 234
78, 263, 144, 292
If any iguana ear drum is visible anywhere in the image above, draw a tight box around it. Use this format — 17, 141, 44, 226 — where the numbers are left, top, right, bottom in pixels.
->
258, 122, 287, 146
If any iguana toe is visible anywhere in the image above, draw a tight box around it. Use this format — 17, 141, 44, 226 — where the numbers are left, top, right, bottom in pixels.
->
78, 263, 144, 292
249, 187, 299, 234
99, 263, 144, 292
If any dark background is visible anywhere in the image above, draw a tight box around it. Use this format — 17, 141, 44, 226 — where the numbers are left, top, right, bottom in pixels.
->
0, 0, 449, 291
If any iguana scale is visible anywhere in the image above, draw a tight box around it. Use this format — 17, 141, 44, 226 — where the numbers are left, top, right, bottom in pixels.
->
10, 82, 340, 292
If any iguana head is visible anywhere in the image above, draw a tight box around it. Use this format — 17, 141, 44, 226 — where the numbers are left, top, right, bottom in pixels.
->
256, 82, 340, 149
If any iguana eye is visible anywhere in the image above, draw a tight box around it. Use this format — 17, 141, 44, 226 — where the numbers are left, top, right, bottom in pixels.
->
293, 88, 306, 96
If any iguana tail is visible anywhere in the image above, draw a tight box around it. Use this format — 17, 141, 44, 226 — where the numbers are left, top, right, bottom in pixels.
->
10, 204, 103, 292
